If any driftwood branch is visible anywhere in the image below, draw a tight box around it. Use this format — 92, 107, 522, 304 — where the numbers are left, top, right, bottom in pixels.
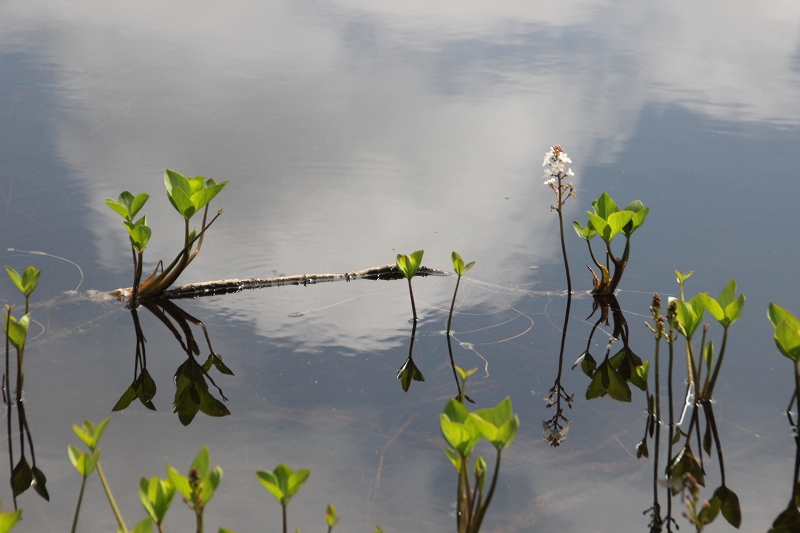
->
110, 264, 449, 301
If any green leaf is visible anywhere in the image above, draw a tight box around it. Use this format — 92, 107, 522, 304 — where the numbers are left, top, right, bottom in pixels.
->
32, 466, 49, 501
675, 270, 694, 285
635, 439, 648, 459
210, 354, 234, 375
256, 470, 283, 504
68, 446, 99, 477
192, 446, 210, 479
0, 507, 21, 533
286, 468, 310, 501
673, 295, 706, 339
703, 340, 714, 374
325, 503, 338, 528
104, 198, 129, 219
606, 363, 632, 402
190, 182, 228, 213
670, 445, 704, 495
166, 465, 191, 500
5, 266, 40, 297
723, 294, 745, 327
11, 458, 32, 497
606, 210, 634, 237
716, 279, 737, 309
774, 319, 800, 362
129, 516, 154, 533
443, 398, 471, 424
592, 192, 619, 219
4, 314, 29, 352
199, 466, 223, 506
769, 505, 800, 533
130, 193, 149, 219
580, 352, 596, 377
396, 250, 424, 279
172, 186, 196, 219
698, 293, 724, 323
451, 252, 475, 276
585, 366, 608, 399
443, 448, 461, 470
396, 357, 424, 392
440, 416, 479, 456
455, 366, 478, 381
713, 486, 741, 528
375, 527, 385, 533
622, 205, 649, 237
72, 417, 110, 451
572, 220, 596, 240
139, 476, 175, 524
699, 491, 722, 525
256, 464, 308, 507
587, 212, 611, 243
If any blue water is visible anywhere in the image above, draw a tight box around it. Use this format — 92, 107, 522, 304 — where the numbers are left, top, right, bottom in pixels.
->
1, 2, 799, 531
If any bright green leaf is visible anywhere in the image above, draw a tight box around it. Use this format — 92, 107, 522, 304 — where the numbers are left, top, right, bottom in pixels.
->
325, 503, 338, 528
166, 465, 191, 500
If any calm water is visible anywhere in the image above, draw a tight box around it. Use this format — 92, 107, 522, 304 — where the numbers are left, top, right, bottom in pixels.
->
1, 1, 800, 531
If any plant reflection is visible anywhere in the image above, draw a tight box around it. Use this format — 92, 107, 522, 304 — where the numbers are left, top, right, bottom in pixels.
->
113, 299, 232, 426
3, 266, 48, 509
396, 319, 424, 392
542, 291, 573, 447
574, 293, 646, 402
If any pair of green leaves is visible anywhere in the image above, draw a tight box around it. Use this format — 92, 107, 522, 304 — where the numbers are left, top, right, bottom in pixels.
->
440, 396, 519, 465
105, 192, 152, 254
573, 192, 649, 245
672, 279, 745, 338
5, 266, 40, 298
451, 252, 475, 277
166, 446, 223, 509
164, 169, 227, 221
768, 303, 800, 362
256, 463, 310, 507
105, 191, 149, 222
138, 475, 175, 525
396, 250, 424, 279
69, 417, 110, 478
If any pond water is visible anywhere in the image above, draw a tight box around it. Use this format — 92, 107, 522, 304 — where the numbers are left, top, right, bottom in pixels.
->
1, 1, 800, 531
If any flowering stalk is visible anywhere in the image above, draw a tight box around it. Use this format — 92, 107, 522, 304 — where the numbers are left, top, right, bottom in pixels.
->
543, 145, 576, 293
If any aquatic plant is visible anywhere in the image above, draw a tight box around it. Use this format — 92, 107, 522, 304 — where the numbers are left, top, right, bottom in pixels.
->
766, 303, 800, 531
573, 191, 649, 294
256, 463, 311, 533
395, 250, 424, 321
542, 145, 576, 292
167, 446, 223, 533
446, 252, 475, 401
440, 396, 519, 533
635, 274, 744, 531
106, 170, 227, 305
68, 417, 126, 533
3, 266, 48, 512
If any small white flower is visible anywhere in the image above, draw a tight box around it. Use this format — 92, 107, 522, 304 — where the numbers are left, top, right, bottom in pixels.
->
544, 178, 555, 186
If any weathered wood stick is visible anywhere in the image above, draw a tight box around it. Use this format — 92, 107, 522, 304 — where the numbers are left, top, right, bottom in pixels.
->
111, 264, 449, 301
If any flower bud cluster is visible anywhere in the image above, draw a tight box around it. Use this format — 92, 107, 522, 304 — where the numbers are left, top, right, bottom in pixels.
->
542, 145, 576, 211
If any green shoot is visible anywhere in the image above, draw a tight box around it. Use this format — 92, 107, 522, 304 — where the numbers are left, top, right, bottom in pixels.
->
256, 463, 310, 533
396, 250, 424, 320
